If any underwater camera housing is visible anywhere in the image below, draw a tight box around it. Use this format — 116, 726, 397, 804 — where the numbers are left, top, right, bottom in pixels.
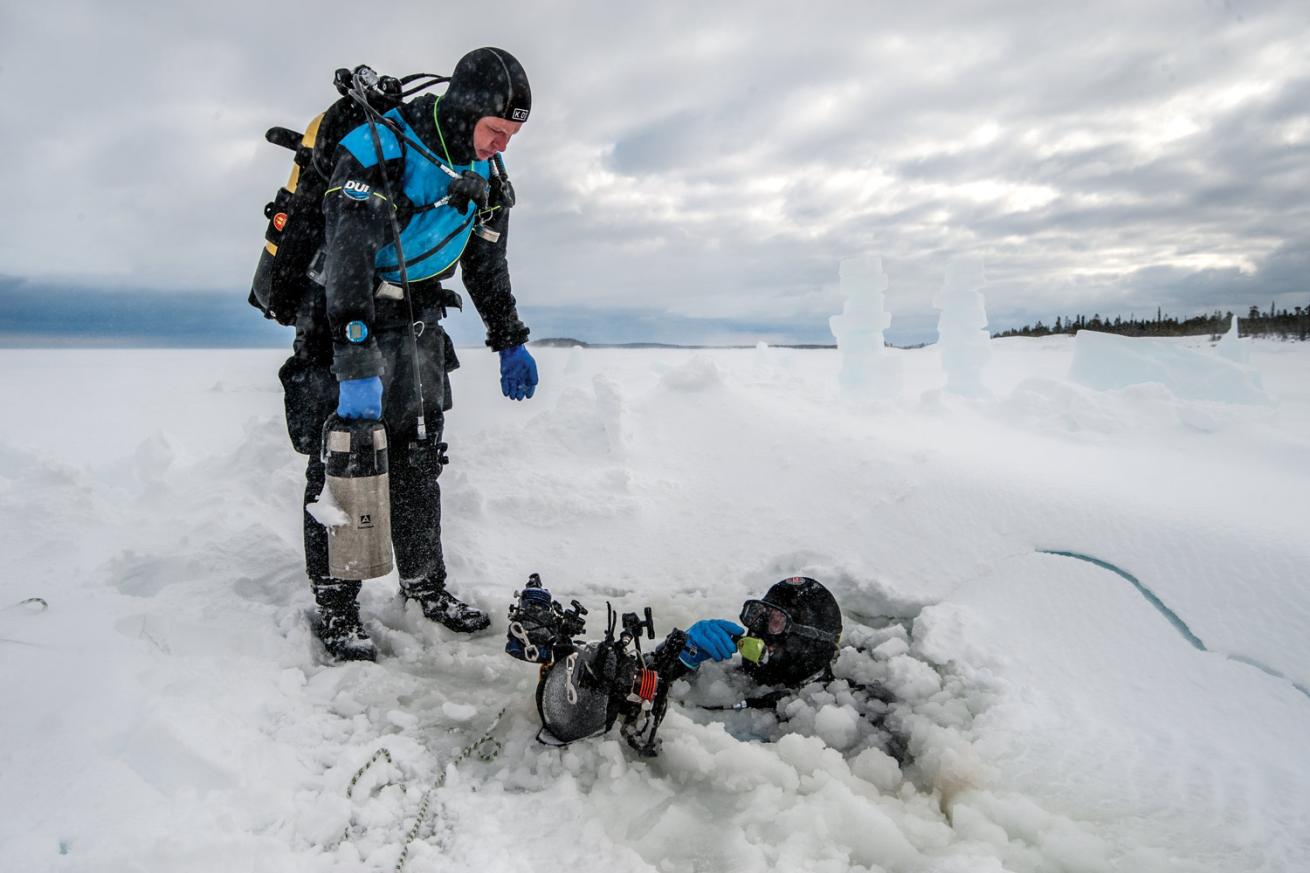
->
506, 574, 686, 757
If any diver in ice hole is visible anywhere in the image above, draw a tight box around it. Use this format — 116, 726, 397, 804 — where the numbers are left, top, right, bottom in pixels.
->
660, 576, 907, 760
530, 575, 906, 760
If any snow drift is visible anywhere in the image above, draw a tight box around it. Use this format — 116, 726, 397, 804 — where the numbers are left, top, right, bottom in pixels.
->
1, 336, 1308, 872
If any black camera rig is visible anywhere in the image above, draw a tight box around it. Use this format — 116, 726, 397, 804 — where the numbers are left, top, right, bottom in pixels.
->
505, 574, 687, 757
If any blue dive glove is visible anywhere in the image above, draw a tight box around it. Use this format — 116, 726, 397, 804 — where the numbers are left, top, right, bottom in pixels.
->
498, 344, 538, 401
336, 376, 383, 420
680, 619, 746, 670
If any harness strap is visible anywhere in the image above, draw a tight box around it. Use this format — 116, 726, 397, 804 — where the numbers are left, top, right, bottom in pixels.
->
370, 111, 460, 180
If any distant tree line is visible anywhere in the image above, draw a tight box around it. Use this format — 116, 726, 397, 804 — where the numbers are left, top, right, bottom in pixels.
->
994, 301, 1310, 341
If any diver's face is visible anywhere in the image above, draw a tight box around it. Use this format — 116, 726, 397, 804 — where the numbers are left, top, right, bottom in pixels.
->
741, 599, 791, 640
473, 117, 523, 160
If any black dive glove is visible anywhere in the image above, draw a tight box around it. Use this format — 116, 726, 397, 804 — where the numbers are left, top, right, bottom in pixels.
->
447, 171, 490, 213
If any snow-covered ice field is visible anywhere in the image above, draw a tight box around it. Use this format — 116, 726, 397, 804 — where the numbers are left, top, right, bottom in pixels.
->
2, 335, 1308, 872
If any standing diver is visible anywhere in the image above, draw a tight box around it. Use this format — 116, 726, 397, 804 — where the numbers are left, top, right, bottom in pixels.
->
283, 47, 539, 661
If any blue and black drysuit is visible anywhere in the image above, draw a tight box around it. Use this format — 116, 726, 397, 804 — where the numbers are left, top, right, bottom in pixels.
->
280, 92, 530, 593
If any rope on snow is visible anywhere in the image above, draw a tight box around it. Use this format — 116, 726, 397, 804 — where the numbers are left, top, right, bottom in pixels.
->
340, 705, 510, 872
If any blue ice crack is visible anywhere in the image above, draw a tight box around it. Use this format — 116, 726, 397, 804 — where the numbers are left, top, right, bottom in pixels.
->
1037, 549, 1205, 650
1037, 549, 1310, 703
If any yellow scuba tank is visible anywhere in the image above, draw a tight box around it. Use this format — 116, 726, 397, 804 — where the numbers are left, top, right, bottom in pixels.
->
248, 66, 448, 326
249, 114, 327, 326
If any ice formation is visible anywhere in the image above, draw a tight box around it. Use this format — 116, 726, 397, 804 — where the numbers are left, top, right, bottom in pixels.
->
1070, 329, 1266, 403
1216, 313, 1249, 364
933, 257, 992, 397
829, 254, 903, 395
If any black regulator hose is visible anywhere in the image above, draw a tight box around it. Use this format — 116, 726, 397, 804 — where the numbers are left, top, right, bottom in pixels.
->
343, 67, 430, 442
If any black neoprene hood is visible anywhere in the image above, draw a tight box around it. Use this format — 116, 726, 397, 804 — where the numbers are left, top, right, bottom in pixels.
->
437, 47, 531, 164
742, 577, 843, 688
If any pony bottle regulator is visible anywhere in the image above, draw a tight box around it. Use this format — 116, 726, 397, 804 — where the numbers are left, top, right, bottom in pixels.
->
321, 415, 393, 580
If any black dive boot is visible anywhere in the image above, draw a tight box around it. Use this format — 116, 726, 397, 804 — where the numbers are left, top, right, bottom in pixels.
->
400, 576, 491, 633
313, 579, 377, 662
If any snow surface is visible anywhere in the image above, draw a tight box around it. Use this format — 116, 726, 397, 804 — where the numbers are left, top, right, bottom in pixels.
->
2, 336, 1309, 872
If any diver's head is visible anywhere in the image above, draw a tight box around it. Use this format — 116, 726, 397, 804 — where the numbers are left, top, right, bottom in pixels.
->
439, 47, 531, 163
739, 577, 842, 687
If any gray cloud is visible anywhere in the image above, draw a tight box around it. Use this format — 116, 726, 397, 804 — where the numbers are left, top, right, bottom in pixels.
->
1, 0, 1307, 344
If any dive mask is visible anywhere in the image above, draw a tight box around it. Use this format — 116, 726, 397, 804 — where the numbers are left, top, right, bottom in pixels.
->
739, 600, 840, 644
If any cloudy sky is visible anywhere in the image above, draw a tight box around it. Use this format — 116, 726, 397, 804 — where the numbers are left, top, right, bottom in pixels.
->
2, 0, 1307, 345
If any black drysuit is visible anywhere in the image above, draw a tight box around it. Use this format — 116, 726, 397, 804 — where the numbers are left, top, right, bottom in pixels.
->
278, 93, 529, 588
